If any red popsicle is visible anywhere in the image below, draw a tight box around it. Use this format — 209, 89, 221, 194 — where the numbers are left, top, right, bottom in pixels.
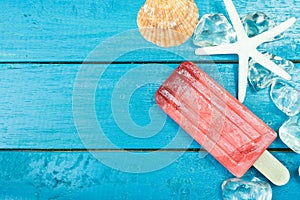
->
156, 62, 289, 185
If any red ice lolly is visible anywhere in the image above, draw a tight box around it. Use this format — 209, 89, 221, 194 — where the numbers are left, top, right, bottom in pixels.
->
156, 62, 289, 185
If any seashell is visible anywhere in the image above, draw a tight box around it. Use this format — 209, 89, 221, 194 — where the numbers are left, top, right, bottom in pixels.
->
137, 0, 199, 47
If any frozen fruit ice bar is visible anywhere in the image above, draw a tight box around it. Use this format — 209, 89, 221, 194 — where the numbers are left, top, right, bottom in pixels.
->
155, 62, 277, 177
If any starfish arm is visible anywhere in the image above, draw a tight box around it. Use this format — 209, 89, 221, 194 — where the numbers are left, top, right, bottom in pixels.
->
223, 0, 248, 39
250, 50, 291, 80
195, 43, 238, 55
252, 17, 296, 45
237, 53, 249, 103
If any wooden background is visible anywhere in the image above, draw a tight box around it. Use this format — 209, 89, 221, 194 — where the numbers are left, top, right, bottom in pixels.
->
0, 0, 299, 199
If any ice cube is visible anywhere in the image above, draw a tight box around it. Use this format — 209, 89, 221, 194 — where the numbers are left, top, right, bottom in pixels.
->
193, 14, 237, 47
279, 115, 300, 153
222, 177, 272, 200
270, 67, 300, 116
241, 11, 282, 39
248, 52, 294, 91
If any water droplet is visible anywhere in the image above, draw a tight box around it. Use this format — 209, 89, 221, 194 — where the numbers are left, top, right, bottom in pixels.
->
119, 94, 125, 99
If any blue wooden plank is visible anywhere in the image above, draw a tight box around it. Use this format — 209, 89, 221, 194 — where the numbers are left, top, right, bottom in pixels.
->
0, 151, 299, 199
0, 0, 298, 61
0, 63, 295, 149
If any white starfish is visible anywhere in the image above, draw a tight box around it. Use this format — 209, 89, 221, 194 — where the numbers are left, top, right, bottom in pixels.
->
195, 0, 296, 103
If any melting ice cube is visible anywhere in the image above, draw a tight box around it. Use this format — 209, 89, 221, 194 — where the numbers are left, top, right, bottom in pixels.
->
241, 11, 282, 39
270, 67, 300, 116
279, 115, 300, 153
248, 52, 294, 91
194, 12, 283, 47
193, 14, 237, 47
222, 177, 272, 200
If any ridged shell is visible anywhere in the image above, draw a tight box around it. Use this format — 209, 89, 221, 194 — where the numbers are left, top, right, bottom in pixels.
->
137, 0, 199, 47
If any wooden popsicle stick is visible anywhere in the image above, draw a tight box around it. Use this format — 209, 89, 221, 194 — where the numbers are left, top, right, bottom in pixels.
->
253, 150, 290, 186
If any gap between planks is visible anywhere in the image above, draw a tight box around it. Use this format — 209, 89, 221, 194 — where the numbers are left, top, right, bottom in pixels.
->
0, 60, 300, 65
0, 148, 293, 153
0, 60, 238, 65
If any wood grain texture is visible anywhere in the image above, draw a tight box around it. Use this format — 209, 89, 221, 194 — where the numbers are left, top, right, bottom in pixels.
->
1, 0, 300, 199
0, 0, 298, 62
0, 151, 299, 199
0, 63, 294, 149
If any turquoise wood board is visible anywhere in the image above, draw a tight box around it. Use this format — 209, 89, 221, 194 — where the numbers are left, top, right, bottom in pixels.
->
0, 0, 298, 62
0, 152, 299, 199
0, 0, 300, 199
0, 63, 292, 149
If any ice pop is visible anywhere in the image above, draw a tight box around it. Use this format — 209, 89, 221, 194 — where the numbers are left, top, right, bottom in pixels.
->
156, 62, 289, 185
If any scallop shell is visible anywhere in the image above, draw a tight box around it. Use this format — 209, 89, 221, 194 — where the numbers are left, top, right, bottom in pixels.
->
137, 0, 199, 47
